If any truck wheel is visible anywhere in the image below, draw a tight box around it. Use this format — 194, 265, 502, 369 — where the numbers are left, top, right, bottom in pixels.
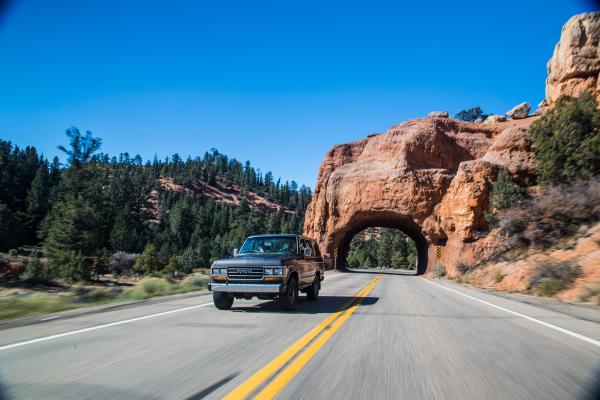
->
213, 292, 234, 310
307, 276, 319, 301
279, 277, 298, 311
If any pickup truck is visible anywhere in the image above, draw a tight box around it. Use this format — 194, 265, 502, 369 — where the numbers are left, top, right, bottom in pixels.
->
208, 234, 324, 310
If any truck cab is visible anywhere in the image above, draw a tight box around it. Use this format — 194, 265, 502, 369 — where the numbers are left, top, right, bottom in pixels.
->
208, 234, 324, 310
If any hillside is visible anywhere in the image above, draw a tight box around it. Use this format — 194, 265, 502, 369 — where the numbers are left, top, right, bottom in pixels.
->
0, 137, 311, 280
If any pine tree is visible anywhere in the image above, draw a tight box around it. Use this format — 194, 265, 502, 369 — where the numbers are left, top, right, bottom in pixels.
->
486, 168, 522, 227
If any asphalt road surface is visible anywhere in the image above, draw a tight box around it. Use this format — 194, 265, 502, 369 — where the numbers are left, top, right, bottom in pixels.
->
1, 271, 600, 399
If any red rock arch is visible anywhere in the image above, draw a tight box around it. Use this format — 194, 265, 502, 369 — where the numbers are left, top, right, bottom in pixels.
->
303, 117, 537, 275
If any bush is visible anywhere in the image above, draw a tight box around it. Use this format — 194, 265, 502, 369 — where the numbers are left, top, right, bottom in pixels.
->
120, 277, 174, 300
177, 274, 209, 293
455, 107, 485, 122
109, 251, 138, 276
8, 249, 18, 257
536, 278, 563, 297
486, 169, 523, 227
529, 260, 581, 295
497, 179, 600, 249
21, 253, 47, 283
530, 92, 600, 185
132, 245, 162, 275
456, 260, 472, 275
72, 287, 121, 303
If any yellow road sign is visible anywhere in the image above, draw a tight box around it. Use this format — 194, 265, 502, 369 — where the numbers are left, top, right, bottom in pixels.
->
436, 246, 442, 261
332, 248, 338, 258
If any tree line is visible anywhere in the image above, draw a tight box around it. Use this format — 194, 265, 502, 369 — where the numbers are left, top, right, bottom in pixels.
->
1, 128, 311, 281
347, 228, 417, 270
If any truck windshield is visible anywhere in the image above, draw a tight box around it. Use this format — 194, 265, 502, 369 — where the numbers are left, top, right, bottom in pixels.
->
239, 236, 298, 255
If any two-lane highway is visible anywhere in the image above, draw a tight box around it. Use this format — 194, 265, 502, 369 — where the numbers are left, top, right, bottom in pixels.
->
1, 272, 599, 399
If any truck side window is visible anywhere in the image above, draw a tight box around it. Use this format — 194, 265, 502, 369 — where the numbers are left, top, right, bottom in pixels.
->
312, 241, 321, 258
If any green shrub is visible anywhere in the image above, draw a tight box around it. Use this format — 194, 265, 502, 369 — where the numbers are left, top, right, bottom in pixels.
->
21, 253, 47, 283
8, 249, 18, 257
529, 260, 581, 295
177, 274, 209, 293
536, 278, 563, 297
71, 287, 121, 303
455, 107, 485, 122
486, 168, 523, 227
120, 277, 174, 300
530, 92, 600, 185
132, 245, 162, 275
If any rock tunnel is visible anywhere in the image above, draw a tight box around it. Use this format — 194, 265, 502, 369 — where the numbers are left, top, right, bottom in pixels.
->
334, 211, 429, 274
303, 117, 538, 275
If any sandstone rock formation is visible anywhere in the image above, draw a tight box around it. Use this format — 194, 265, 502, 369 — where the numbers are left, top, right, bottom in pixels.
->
506, 102, 531, 119
546, 12, 600, 105
303, 117, 537, 274
303, 12, 599, 275
428, 111, 449, 118
483, 115, 506, 124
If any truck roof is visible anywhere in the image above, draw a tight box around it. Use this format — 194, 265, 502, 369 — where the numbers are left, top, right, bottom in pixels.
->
245, 233, 312, 240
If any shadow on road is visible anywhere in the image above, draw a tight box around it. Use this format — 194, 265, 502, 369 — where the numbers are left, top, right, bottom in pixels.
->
230, 295, 378, 314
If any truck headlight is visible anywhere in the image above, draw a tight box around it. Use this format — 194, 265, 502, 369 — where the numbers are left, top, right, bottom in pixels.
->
212, 268, 226, 276
273, 267, 283, 276
264, 267, 273, 276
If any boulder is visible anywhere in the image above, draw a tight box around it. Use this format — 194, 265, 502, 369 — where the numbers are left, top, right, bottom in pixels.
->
546, 12, 600, 105
506, 102, 531, 119
428, 111, 449, 118
483, 115, 506, 124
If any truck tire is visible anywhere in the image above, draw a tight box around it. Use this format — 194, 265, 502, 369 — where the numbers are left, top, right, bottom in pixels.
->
213, 292, 234, 310
279, 277, 298, 311
306, 276, 319, 301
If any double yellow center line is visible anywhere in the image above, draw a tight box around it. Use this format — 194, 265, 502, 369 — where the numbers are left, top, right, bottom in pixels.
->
224, 274, 382, 400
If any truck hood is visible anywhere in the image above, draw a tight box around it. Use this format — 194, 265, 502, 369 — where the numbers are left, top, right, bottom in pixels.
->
212, 254, 298, 267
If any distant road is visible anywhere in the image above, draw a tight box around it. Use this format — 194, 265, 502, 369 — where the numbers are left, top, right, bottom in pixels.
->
1, 271, 599, 399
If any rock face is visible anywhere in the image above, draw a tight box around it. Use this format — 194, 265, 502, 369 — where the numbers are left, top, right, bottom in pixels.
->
428, 111, 449, 118
304, 117, 537, 274
506, 102, 531, 119
546, 12, 600, 105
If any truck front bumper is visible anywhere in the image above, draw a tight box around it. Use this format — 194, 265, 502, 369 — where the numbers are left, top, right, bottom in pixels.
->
209, 282, 285, 294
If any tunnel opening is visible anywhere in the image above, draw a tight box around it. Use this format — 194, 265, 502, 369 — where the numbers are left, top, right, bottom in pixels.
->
333, 211, 429, 275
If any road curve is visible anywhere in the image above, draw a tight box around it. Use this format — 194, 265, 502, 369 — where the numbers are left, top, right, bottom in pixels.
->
1, 271, 599, 399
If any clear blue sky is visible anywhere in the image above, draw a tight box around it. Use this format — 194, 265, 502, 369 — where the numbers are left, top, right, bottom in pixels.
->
0, 0, 597, 188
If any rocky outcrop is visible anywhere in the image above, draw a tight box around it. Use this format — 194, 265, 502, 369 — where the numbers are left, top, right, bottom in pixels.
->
483, 115, 506, 125
304, 117, 537, 274
428, 111, 449, 118
546, 12, 600, 105
506, 102, 531, 119
303, 12, 599, 275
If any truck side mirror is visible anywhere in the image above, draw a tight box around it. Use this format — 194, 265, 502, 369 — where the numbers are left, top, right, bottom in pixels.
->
233, 248, 238, 257
303, 247, 312, 257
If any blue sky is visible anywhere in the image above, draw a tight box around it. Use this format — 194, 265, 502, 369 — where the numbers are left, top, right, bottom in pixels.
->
0, 0, 597, 187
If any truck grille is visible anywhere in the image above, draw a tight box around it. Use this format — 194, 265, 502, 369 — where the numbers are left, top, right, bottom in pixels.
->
227, 267, 264, 280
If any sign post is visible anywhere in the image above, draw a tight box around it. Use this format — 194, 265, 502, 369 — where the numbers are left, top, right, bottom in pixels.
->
332, 248, 338, 271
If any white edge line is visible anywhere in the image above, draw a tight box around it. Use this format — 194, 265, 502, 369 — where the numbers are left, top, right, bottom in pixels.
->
423, 278, 600, 348
0, 302, 213, 352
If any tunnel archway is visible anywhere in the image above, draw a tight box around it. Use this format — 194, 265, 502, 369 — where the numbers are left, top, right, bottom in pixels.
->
332, 211, 429, 275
